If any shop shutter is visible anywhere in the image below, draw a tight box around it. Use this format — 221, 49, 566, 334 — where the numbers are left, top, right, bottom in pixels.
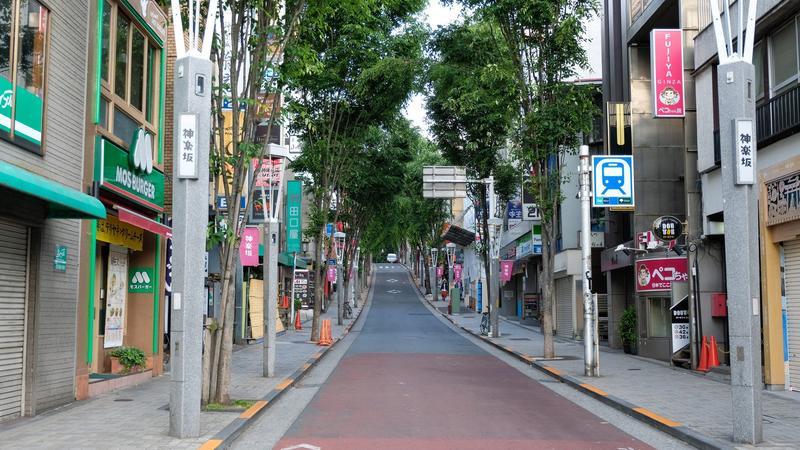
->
785, 239, 800, 391
556, 277, 573, 339
0, 219, 28, 420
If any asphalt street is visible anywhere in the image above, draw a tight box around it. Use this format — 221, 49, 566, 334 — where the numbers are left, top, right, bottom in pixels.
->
265, 265, 660, 450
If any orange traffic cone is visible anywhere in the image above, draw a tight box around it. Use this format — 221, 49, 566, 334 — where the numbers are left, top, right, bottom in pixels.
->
708, 335, 720, 368
318, 320, 332, 346
697, 336, 710, 372
295, 311, 302, 330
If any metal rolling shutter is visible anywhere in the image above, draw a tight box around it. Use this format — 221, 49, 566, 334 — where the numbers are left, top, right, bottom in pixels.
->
556, 277, 573, 339
785, 239, 800, 391
0, 219, 28, 420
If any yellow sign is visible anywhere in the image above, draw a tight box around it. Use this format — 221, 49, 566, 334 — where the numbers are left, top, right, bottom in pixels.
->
97, 215, 144, 251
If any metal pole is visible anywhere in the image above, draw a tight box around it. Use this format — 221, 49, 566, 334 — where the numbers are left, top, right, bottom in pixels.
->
579, 145, 597, 376
717, 60, 762, 444
170, 54, 211, 438
488, 177, 501, 338
263, 219, 278, 377
290, 251, 297, 330
337, 261, 343, 325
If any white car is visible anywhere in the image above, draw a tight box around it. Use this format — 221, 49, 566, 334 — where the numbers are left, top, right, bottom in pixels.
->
386, 253, 398, 263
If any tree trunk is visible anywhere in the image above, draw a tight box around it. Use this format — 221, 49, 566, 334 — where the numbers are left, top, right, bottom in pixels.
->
479, 185, 492, 319
214, 279, 236, 404
541, 218, 555, 358
311, 225, 324, 342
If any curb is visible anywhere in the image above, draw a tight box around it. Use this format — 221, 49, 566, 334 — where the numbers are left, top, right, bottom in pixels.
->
199, 274, 375, 450
407, 267, 729, 450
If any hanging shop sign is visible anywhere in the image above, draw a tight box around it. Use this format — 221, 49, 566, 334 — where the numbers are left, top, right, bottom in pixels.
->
507, 199, 522, 225
327, 265, 337, 282
652, 215, 683, 241
286, 180, 303, 253
97, 215, 145, 251
249, 158, 283, 223
104, 248, 128, 348
436, 266, 444, 278
635, 257, 688, 292
533, 224, 542, 254
454, 264, 462, 281
240, 227, 260, 267
54, 245, 67, 272
500, 260, 514, 282
97, 138, 165, 211
521, 180, 541, 221
766, 170, 800, 226
735, 119, 755, 185
670, 297, 690, 353
128, 267, 155, 293
651, 29, 685, 118
592, 155, 635, 207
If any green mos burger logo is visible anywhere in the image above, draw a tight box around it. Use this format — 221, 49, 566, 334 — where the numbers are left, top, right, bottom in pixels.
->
113, 128, 156, 200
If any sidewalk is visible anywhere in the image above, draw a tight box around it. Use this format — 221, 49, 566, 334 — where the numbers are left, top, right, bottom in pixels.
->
430, 297, 800, 448
0, 301, 363, 449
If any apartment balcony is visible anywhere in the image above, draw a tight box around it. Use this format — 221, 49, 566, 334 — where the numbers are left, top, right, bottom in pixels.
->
756, 83, 800, 149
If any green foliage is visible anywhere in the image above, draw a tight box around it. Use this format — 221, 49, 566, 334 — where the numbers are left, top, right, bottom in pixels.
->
619, 306, 637, 345
110, 346, 146, 372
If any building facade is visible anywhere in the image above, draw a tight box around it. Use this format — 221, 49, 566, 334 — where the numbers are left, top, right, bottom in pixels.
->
0, 0, 106, 421
76, 0, 170, 398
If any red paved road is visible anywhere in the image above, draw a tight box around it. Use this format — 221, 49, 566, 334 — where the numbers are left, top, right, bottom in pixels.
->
276, 267, 650, 449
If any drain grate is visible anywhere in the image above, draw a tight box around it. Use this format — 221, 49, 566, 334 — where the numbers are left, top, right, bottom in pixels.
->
114, 398, 133, 402
509, 337, 531, 341
628, 368, 641, 371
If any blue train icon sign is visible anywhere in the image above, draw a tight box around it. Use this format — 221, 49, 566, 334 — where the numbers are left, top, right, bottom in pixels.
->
592, 155, 635, 207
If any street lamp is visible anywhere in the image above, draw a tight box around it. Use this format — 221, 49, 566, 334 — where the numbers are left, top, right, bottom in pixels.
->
333, 231, 346, 325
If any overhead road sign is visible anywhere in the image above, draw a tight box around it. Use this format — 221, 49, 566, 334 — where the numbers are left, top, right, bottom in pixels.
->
592, 155, 635, 208
423, 166, 467, 198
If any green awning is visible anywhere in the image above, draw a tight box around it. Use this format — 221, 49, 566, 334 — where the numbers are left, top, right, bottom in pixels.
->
0, 161, 106, 219
258, 243, 308, 269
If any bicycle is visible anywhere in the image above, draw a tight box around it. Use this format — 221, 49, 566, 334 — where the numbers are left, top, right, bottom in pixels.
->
342, 301, 353, 319
479, 311, 490, 335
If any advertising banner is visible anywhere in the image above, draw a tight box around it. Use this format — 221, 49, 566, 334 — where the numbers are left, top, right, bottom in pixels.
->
500, 260, 514, 282
327, 265, 337, 282
104, 248, 128, 348
436, 266, 444, 278
635, 257, 688, 292
240, 227, 260, 267
294, 269, 310, 305
670, 297, 690, 353
286, 180, 303, 253
651, 29, 685, 118
454, 264, 462, 281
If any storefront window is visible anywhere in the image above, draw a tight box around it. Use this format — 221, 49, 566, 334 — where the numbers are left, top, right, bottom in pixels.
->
770, 20, 798, 93
753, 42, 765, 99
0, 0, 48, 153
101, 1, 111, 81
101, 2, 161, 161
647, 297, 671, 338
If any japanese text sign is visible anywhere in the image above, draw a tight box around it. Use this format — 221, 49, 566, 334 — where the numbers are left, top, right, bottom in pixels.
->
651, 29, 685, 118
500, 260, 514, 282
54, 245, 67, 272
286, 180, 303, 253
592, 156, 635, 207
670, 297, 690, 353
178, 114, 198, 178
735, 119, 755, 184
97, 215, 144, 251
327, 265, 337, 282
129, 267, 154, 293
252, 158, 283, 188
454, 264, 462, 282
240, 227, 260, 267
635, 257, 688, 292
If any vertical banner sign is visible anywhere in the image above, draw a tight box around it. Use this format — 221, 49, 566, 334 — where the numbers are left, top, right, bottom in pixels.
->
454, 264, 463, 282
240, 227, 260, 266
670, 297, 690, 353
500, 260, 514, 282
735, 119, 755, 184
436, 266, 444, 278
507, 200, 522, 225
104, 248, 128, 348
178, 114, 198, 178
651, 29, 685, 118
327, 265, 337, 282
286, 180, 303, 253
521, 180, 541, 221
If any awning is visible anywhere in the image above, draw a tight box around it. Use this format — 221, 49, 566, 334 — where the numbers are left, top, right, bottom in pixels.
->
116, 205, 172, 237
258, 244, 309, 269
441, 223, 476, 247
0, 160, 106, 219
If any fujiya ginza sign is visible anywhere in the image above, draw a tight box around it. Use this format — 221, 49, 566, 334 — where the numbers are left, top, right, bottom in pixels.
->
96, 133, 165, 211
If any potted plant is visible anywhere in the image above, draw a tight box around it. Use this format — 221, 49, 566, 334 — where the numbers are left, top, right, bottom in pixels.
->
109, 346, 146, 374
619, 306, 638, 354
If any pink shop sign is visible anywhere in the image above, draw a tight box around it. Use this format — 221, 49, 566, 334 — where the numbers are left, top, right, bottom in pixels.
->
651, 29, 685, 118
240, 227, 260, 267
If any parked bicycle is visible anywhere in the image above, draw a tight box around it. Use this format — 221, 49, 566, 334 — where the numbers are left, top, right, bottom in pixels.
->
343, 301, 353, 319
479, 311, 490, 335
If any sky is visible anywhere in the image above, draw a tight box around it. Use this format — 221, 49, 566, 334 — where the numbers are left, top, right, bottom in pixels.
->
402, 1, 603, 139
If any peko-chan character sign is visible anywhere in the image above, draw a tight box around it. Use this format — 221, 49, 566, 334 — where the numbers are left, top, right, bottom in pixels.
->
635, 257, 688, 292
651, 29, 685, 118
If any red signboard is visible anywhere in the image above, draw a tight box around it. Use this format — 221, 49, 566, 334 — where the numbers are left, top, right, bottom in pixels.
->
252, 157, 283, 188
436, 266, 444, 278
651, 29, 684, 118
500, 260, 514, 282
240, 227, 260, 267
635, 257, 689, 292
453, 264, 462, 282
327, 265, 337, 282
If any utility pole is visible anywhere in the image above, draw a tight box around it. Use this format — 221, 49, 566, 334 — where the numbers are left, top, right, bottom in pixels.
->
262, 219, 278, 377
169, 0, 216, 438
709, 0, 762, 443
487, 176, 501, 338
579, 145, 598, 376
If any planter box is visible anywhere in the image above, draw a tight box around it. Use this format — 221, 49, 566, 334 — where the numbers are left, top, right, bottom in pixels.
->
110, 356, 145, 374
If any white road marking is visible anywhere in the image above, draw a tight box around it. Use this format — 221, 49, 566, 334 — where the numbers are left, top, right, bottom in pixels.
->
281, 444, 321, 450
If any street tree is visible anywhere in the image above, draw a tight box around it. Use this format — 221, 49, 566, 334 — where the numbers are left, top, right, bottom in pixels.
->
426, 19, 519, 333
457, 0, 598, 357
283, 0, 426, 340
